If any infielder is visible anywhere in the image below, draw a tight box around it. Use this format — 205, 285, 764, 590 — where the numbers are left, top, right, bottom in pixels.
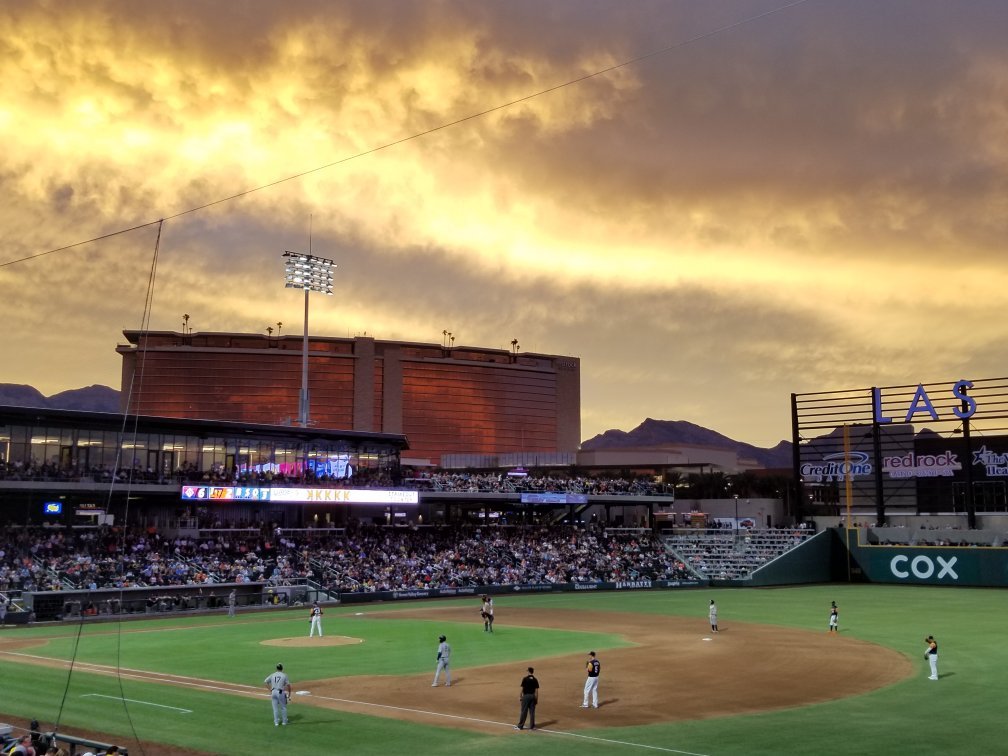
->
828, 601, 838, 633
264, 663, 292, 726
309, 601, 323, 637
481, 595, 495, 633
432, 634, 452, 686
709, 599, 719, 633
581, 651, 600, 708
924, 635, 939, 680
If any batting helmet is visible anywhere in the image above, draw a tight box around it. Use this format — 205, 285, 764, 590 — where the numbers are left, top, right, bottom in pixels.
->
439, 635, 446, 642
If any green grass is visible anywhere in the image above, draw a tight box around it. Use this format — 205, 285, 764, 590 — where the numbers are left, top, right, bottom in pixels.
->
0, 586, 1001, 755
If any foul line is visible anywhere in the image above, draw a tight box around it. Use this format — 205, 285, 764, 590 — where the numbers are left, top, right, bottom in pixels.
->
306, 693, 709, 755
82, 694, 192, 713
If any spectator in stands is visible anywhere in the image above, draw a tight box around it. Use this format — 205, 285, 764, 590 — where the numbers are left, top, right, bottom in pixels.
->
8, 734, 35, 756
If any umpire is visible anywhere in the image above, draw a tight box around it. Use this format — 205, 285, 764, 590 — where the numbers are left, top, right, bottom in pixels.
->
514, 666, 539, 731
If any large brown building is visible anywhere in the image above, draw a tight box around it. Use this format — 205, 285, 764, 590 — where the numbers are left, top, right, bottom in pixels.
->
118, 331, 580, 464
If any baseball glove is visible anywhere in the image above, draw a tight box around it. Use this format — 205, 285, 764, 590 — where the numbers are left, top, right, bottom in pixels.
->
480, 611, 487, 619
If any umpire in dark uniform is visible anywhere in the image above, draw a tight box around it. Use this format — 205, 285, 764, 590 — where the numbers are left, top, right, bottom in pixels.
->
515, 666, 540, 731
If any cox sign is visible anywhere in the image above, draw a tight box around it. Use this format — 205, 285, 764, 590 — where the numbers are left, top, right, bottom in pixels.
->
890, 554, 959, 582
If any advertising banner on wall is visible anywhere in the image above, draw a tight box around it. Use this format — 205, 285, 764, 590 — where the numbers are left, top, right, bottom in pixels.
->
180, 485, 419, 504
847, 540, 1008, 587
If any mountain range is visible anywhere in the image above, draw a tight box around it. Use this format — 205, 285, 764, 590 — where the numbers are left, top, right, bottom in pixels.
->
0, 385, 794, 467
580, 418, 793, 468
0, 383, 121, 413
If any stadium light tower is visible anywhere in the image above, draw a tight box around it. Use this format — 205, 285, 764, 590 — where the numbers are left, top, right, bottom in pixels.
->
283, 251, 335, 427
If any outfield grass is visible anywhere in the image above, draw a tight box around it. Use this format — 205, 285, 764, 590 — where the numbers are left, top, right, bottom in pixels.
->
0, 585, 999, 755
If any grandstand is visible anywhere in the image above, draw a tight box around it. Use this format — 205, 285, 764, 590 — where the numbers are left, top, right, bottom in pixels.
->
663, 527, 814, 581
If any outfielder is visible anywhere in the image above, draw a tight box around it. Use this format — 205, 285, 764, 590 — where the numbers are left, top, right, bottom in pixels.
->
481, 595, 495, 633
709, 599, 719, 633
828, 601, 839, 633
433, 634, 452, 686
924, 635, 939, 680
581, 651, 600, 708
264, 662, 292, 726
309, 601, 323, 637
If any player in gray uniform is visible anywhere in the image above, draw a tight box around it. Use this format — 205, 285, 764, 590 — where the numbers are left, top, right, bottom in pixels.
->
709, 599, 719, 633
227, 590, 236, 618
264, 662, 292, 726
924, 635, 939, 680
432, 634, 452, 686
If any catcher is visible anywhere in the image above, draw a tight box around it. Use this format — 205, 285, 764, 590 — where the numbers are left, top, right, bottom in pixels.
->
481, 594, 494, 633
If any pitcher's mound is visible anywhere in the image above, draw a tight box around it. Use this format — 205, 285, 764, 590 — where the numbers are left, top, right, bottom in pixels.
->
262, 636, 362, 648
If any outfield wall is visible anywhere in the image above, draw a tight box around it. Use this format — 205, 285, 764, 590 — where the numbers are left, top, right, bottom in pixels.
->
843, 527, 1008, 586
746, 530, 839, 586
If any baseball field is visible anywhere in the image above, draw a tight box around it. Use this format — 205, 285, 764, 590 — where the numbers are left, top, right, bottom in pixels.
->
0, 584, 1000, 755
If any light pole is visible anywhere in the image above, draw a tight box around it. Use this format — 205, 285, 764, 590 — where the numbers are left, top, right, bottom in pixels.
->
283, 251, 335, 427
734, 494, 739, 537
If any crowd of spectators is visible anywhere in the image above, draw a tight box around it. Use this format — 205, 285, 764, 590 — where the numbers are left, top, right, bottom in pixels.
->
0, 461, 669, 497
0, 522, 693, 594
313, 524, 691, 590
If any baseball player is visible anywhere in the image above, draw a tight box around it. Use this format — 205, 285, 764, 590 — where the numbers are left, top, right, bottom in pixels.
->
264, 662, 292, 726
581, 651, 600, 708
309, 601, 323, 637
481, 595, 495, 633
227, 589, 236, 618
924, 635, 939, 680
709, 599, 719, 633
432, 634, 452, 686
828, 601, 839, 633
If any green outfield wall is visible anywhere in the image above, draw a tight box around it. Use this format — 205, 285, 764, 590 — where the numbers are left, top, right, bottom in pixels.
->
746, 529, 839, 586
844, 528, 1008, 586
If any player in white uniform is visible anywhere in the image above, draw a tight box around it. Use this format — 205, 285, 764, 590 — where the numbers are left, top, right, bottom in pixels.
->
828, 601, 838, 633
309, 601, 323, 637
581, 651, 600, 708
709, 599, 719, 633
432, 634, 452, 686
264, 663, 292, 726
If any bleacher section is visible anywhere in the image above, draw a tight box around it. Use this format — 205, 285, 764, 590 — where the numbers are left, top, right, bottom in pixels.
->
664, 528, 814, 581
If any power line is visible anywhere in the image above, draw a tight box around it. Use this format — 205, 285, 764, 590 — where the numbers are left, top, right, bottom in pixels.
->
1, 0, 811, 269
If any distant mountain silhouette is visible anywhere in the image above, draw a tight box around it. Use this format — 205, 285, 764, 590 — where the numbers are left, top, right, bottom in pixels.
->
581, 418, 793, 468
0, 384, 120, 413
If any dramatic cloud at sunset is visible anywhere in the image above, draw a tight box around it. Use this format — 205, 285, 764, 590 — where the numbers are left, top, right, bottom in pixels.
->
2, 0, 1006, 446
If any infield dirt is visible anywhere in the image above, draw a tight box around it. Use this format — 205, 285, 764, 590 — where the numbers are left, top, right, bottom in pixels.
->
302, 606, 913, 734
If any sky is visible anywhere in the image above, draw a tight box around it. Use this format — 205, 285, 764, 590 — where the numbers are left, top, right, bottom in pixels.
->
1, 0, 1007, 449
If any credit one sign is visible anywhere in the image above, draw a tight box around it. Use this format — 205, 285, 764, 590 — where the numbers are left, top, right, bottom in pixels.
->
180, 486, 419, 504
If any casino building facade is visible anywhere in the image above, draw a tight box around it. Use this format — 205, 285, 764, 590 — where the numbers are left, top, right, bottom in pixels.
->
117, 331, 581, 465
